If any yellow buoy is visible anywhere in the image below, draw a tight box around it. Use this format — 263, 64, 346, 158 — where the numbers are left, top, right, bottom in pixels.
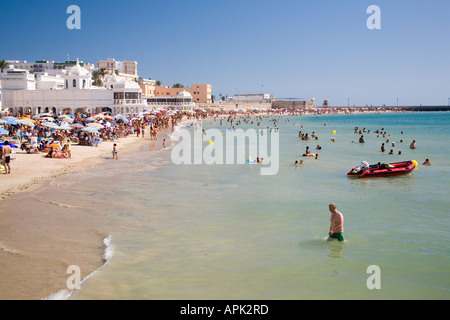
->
412, 160, 418, 170
332, 130, 336, 135
208, 140, 213, 145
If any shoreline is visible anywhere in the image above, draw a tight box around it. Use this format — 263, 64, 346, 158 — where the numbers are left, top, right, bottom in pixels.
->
0, 128, 174, 300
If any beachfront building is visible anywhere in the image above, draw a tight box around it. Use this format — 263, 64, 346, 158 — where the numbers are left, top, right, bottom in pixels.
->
230, 93, 274, 104
154, 83, 212, 104
0, 60, 147, 116
272, 98, 316, 109
145, 90, 195, 111
97, 58, 138, 80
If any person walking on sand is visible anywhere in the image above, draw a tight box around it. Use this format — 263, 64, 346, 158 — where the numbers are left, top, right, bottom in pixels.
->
2, 141, 12, 174
112, 143, 118, 160
327, 203, 344, 242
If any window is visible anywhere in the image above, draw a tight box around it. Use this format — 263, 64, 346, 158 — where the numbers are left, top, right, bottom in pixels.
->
73, 79, 77, 88
83, 80, 86, 88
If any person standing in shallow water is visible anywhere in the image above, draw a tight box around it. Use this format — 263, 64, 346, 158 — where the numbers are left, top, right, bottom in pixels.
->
328, 203, 344, 242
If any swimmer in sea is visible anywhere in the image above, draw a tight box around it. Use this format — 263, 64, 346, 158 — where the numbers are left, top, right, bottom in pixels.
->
422, 159, 431, 166
359, 135, 365, 143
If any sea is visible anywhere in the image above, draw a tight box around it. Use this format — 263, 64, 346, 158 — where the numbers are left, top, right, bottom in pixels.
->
0, 111, 449, 300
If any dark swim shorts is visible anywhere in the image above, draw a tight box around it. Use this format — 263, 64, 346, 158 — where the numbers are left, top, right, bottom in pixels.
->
329, 232, 344, 241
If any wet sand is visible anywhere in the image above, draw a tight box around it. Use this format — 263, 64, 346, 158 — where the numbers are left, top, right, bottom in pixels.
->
0, 133, 163, 300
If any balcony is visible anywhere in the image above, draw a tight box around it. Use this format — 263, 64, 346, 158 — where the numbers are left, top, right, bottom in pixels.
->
114, 99, 145, 105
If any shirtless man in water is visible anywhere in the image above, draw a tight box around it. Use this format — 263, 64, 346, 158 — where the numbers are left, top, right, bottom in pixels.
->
327, 203, 344, 242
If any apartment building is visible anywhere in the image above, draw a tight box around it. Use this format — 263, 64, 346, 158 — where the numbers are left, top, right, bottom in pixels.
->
97, 58, 138, 79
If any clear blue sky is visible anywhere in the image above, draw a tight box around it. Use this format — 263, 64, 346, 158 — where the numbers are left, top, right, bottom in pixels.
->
1, 0, 449, 106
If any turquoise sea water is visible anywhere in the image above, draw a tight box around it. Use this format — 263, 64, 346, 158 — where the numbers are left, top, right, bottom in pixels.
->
3, 112, 450, 300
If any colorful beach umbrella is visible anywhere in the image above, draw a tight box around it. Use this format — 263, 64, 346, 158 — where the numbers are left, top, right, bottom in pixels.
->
49, 143, 61, 149
42, 122, 61, 129
17, 119, 35, 127
40, 117, 55, 122
87, 123, 104, 129
0, 128, 9, 135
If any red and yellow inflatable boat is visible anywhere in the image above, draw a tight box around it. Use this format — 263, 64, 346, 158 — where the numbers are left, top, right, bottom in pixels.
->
348, 160, 418, 178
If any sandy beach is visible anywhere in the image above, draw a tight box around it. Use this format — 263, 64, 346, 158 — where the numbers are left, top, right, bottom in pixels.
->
0, 134, 154, 200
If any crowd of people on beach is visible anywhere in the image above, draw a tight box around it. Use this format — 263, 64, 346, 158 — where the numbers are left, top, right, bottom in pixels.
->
0, 109, 189, 174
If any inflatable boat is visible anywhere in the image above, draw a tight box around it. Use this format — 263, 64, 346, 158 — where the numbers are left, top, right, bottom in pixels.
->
348, 160, 417, 178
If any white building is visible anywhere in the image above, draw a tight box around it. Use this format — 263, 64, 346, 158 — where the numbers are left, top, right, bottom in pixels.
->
145, 90, 195, 111
0, 60, 148, 116
231, 93, 273, 104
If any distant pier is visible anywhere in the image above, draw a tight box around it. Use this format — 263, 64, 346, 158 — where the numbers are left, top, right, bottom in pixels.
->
329, 105, 450, 112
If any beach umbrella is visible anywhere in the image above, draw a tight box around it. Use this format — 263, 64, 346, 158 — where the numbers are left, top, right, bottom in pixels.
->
70, 123, 85, 129
1, 117, 18, 125
0, 119, 7, 125
40, 117, 55, 122
42, 122, 61, 129
58, 123, 73, 130
0, 128, 9, 135
49, 143, 61, 149
85, 117, 96, 122
38, 113, 52, 117
82, 127, 99, 133
1, 116, 18, 121
17, 119, 35, 127
0, 142, 18, 148
87, 123, 104, 129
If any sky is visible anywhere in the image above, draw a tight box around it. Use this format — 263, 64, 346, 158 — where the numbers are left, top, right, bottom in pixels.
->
1, 0, 449, 106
